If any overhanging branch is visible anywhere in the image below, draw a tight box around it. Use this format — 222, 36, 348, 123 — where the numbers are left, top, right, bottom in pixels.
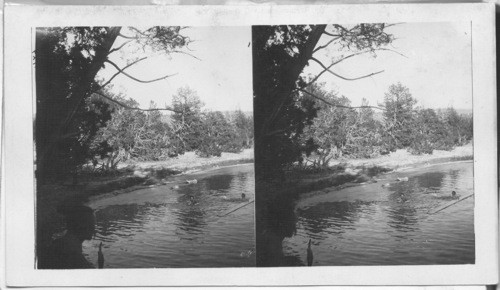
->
108, 40, 134, 54
97, 57, 147, 90
118, 32, 138, 39
313, 36, 341, 53
93, 91, 183, 113
105, 59, 177, 83
322, 31, 341, 37
310, 57, 384, 81
314, 26, 357, 53
376, 48, 408, 58
171, 50, 202, 61
306, 48, 406, 88
305, 51, 370, 87
298, 88, 385, 111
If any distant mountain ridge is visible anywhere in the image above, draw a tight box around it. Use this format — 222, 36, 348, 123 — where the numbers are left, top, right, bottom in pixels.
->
372, 107, 472, 122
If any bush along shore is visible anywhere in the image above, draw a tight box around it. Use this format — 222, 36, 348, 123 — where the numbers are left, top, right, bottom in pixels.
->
44, 149, 252, 197
284, 143, 472, 198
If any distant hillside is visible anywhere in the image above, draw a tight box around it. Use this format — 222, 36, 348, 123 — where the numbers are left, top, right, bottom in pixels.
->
218, 110, 253, 117
434, 108, 473, 115
454, 108, 473, 115
372, 107, 472, 123
159, 110, 253, 125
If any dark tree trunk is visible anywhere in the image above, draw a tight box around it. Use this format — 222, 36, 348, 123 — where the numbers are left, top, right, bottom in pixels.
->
253, 25, 326, 267
35, 27, 121, 183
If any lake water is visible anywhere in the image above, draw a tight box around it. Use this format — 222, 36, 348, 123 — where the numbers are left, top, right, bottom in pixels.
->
82, 163, 255, 268
282, 161, 475, 266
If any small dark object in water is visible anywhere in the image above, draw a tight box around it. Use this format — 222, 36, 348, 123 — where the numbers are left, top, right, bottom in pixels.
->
97, 242, 104, 269
188, 196, 198, 205
307, 239, 313, 266
241, 193, 246, 199
452, 191, 457, 197
397, 192, 408, 203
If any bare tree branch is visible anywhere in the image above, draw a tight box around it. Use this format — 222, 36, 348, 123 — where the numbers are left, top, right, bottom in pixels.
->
171, 50, 202, 61
314, 26, 358, 53
118, 32, 137, 39
331, 24, 351, 35
310, 57, 384, 81
376, 48, 408, 58
306, 48, 406, 88
298, 88, 385, 111
108, 40, 134, 54
313, 36, 342, 53
97, 57, 147, 90
385, 23, 403, 29
128, 27, 148, 36
105, 59, 178, 83
322, 31, 341, 37
305, 51, 370, 87
92, 91, 183, 113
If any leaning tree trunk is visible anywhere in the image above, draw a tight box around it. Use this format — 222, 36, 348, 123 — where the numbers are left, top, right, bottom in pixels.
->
253, 25, 326, 267
35, 27, 121, 183
253, 25, 326, 179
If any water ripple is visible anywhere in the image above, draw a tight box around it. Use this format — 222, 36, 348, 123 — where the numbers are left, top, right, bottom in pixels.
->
83, 164, 255, 268
283, 162, 475, 266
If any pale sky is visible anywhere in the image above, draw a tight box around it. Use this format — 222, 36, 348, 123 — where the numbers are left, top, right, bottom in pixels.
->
304, 22, 472, 110
98, 23, 472, 112
97, 26, 253, 112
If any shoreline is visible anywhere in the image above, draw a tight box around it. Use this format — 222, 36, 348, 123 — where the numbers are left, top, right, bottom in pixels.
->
46, 148, 254, 203
38, 154, 254, 208
274, 144, 473, 200
36, 149, 254, 252
256, 144, 473, 266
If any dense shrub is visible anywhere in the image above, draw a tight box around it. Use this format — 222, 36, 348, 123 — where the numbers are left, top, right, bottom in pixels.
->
94, 86, 253, 165
301, 82, 473, 166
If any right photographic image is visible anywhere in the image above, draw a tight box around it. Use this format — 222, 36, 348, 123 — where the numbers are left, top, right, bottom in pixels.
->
253, 23, 474, 267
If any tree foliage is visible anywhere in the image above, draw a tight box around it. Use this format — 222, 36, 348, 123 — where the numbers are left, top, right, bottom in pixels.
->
170, 86, 205, 151
382, 82, 418, 150
302, 83, 353, 166
232, 109, 254, 149
91, 86, 253, 168
253, 26, 323, 178
300, 82, 473, 162
35, 27, 119, 182
302, 84, 384, 165
35, 26, 191, 182
253, 24, 396, 179
253, 24, 397, 267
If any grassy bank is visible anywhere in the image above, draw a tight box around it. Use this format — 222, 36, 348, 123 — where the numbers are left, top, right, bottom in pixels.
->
121, 149, 254, 174
269, 143, 473, 201
330, 143, 473, 171
55, 148, 253, 196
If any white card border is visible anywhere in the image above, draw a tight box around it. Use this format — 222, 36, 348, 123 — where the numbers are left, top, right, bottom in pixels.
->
3, 3, 498, 287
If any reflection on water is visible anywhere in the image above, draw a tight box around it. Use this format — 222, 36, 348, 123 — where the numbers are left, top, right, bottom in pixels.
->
82, 164, 255, 268
283, 161, 474, 266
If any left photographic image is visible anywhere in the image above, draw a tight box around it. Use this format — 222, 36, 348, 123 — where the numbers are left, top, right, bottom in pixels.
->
34, 26, 255, 269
